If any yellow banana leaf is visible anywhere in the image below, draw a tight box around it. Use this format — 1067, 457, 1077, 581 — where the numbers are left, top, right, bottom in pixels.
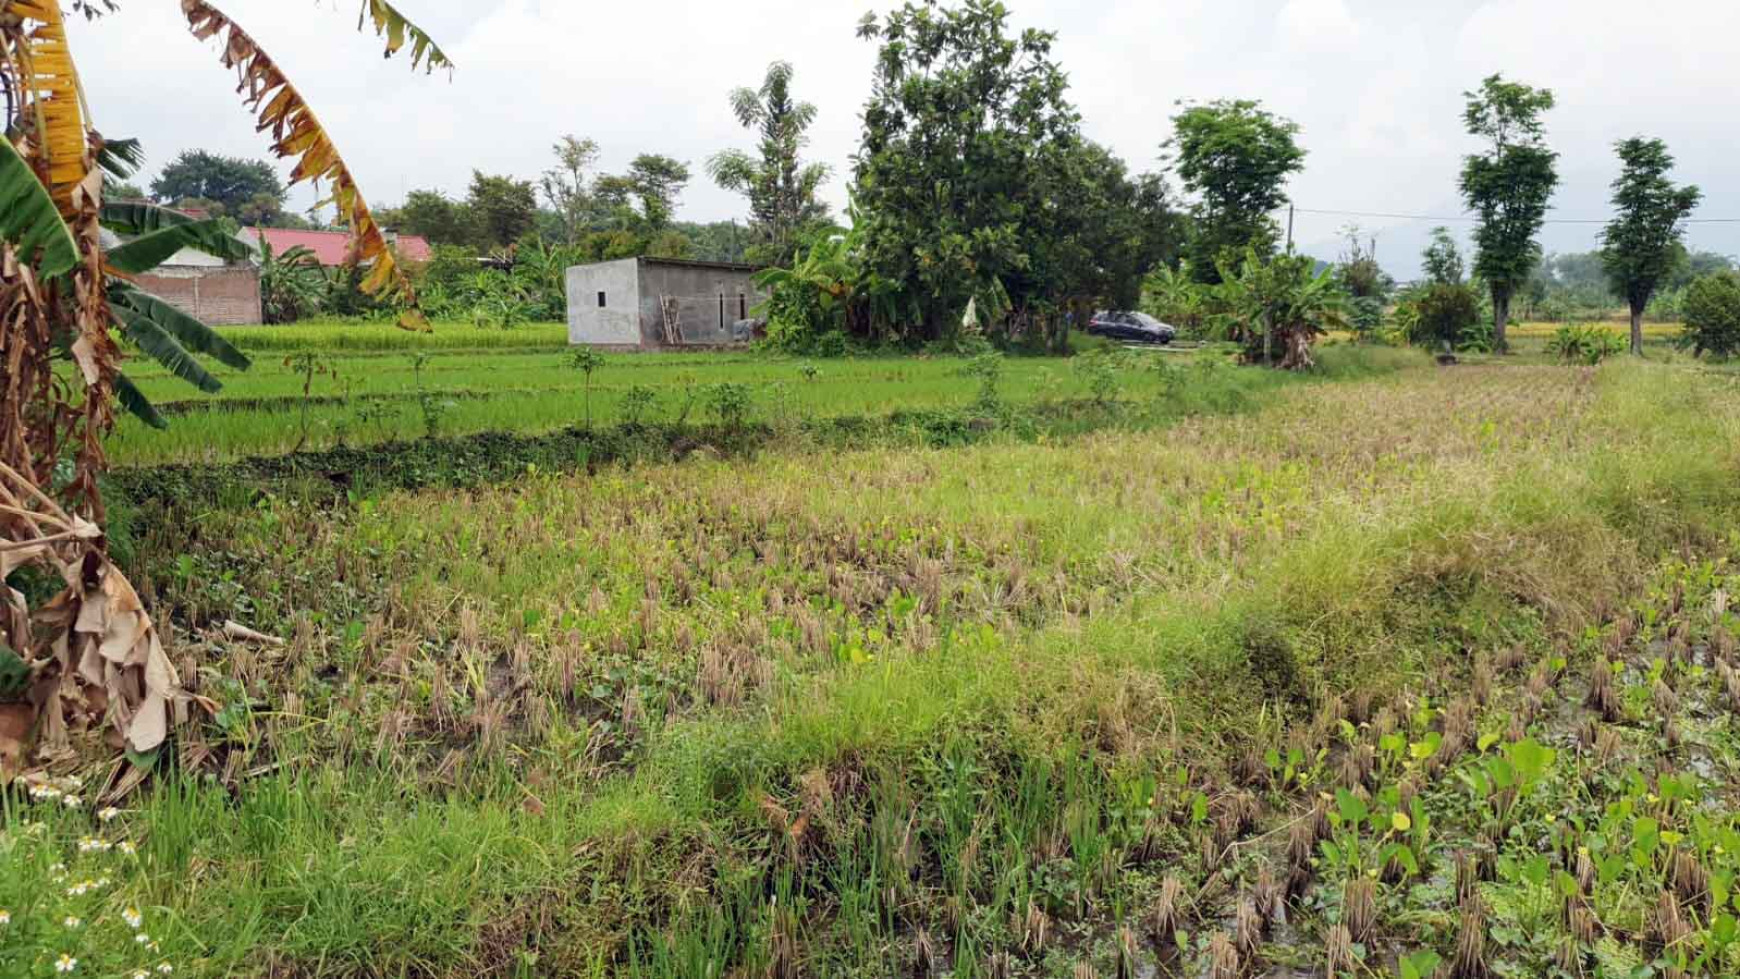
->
180, 0, 436, 331
7, 0, 92, 215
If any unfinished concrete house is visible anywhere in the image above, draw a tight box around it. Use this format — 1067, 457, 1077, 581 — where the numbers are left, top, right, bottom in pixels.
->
566, 257, 767, 349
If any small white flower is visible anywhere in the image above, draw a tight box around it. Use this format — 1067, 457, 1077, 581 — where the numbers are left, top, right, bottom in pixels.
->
98, 807, 121, 823
95, 877, 110, 888
63, 916, 82, 929
135, 932, 150, 944
132, 971, 150, 979
123, 907, 143, 929
0, 908, 10, 925
156, 964, 174, 975
55, 953, 77, 973
61, 795, 82, 809
118, 840, 137, 855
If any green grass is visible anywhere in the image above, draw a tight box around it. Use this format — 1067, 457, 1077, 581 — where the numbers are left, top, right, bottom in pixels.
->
114, 323, 1347, 465
11, 355, 1739, 977
211, 319, 573, 353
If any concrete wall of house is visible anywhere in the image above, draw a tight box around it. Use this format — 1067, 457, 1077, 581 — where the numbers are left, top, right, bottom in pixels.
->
134, 266, 263, 325
566, 259, 642, 347
635, 262, 765, 347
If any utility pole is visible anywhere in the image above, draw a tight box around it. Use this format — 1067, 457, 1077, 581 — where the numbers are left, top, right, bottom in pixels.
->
1286, 203, 1295, 252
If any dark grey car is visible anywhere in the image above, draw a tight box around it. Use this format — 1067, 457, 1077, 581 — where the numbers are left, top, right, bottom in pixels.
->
1087, 310, 1176, 344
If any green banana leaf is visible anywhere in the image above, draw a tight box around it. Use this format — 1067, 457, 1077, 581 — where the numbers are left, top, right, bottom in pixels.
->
0, 137, 80, 279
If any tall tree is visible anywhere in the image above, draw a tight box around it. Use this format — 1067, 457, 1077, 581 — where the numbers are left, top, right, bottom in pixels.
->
542, 135, 600, 245
1600, 137, 1701, 354
1167, 99, 1305, 284
465, 171, 538, 250
707, 62, 832, 265
625, 154, 690, 232
150, 149, 287, 224
1458, 74, 1558, 352
852, 0, 1082, 340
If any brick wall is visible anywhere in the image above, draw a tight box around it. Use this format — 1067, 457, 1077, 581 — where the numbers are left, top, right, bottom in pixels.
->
134, 267, 262, 325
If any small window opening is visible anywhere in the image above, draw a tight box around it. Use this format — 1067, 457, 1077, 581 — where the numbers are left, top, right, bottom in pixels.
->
597, 291, 607, 308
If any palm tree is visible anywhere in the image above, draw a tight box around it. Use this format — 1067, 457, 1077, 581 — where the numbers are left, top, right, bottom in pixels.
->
706, 62, 832, 265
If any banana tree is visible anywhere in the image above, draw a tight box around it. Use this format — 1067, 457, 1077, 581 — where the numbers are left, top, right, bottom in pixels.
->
0, 0, 447, 775
1215, 248, 1349, 370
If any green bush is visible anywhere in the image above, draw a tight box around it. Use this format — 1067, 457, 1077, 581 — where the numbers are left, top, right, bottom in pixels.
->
1545, 325, 1626, 364
1680, 271, 1740, 358
1400, 282, 1480, 351
1347, 295, 1384, 336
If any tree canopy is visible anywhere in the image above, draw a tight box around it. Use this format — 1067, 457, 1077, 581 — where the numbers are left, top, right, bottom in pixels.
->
1601, 136, 1700, 353
624, 154, 691, 232
852, 0, 1176, 347
1458, 74, 1558, 351
465, 171, 539, 250
150, 149, 288, 226
541, 135, 601, 245
1168, 99, 1305, 284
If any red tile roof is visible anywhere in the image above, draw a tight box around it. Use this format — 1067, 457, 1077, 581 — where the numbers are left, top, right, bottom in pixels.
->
242, 227, 432, 266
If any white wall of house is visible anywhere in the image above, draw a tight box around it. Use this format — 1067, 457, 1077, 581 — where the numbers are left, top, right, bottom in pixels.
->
566, 259, 643, 347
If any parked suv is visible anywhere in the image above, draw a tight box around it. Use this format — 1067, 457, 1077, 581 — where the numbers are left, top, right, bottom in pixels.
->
1087, 310, 1176, 344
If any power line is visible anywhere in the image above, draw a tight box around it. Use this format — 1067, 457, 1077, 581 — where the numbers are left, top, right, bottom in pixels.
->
1283, 205, 1740, 225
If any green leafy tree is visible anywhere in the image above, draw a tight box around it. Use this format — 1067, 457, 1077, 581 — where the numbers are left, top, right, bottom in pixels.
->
852, 0, 1082, 342
707, 62, 832, 265
541, 134, 600, 245
1681, 272, 1740, 359
1027, 141, 1182, 350
1167, 99, 1305, 284
1600, 137, 1700, 354
625, 154, 690, 232
465, 171, 538, 249
380, 189, 471, 247
1458, 74, 1559, 351
1421, 226, 1465, 285
150, 149, 287, 225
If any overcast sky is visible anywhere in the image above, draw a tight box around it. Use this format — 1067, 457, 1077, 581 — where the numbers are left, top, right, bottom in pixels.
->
69, 0, 1740, 275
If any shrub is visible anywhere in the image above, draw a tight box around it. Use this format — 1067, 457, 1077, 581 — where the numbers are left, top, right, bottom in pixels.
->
1545, 325, 1626, 364
1348, 295, 1385, 337
1457, 318, 1495, 353
1402, 282, 1480, 352
705, 382, 753, 430
964, 353, 1003, 412
1680, 271, 1740, 358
